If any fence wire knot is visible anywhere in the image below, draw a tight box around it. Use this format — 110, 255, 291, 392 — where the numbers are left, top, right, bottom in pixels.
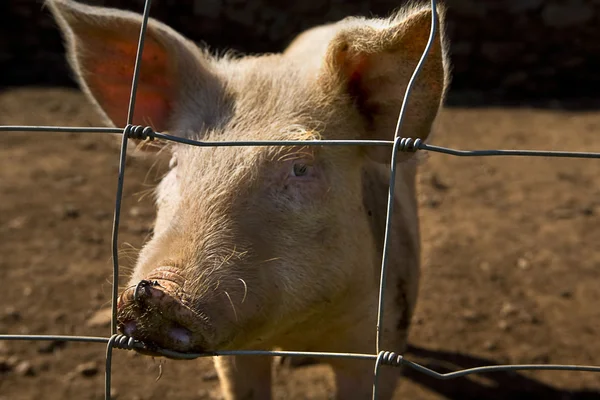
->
123, 124, 155, 141
109, 334, 141, 351
377, 351, 404, 367
396, 137, 422, 152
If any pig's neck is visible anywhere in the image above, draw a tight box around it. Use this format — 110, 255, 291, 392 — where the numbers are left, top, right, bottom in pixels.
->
361, 160, 421, 334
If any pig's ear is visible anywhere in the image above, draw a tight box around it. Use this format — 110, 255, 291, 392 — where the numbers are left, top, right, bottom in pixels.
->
47, 0, 223, 150
321, 5, 448, 162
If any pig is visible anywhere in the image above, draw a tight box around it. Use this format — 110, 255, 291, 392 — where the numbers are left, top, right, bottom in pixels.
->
48, 0, 450, 398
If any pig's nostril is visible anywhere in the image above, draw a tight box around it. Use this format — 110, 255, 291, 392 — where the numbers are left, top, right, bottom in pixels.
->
133, 279, 153, 303
122, 320, 137, 336
168, 325, 192, 347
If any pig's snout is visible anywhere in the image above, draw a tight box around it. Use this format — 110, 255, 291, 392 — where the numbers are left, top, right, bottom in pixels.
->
116, 267, 210, 355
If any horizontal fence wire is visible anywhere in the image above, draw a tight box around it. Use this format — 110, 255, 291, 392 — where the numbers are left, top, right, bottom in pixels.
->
1, 0, 600, 399
3, 125, 600, 159
3, 334, 600, 378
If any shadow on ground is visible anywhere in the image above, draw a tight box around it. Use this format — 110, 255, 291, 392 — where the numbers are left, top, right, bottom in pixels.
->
403, 345, 600, 400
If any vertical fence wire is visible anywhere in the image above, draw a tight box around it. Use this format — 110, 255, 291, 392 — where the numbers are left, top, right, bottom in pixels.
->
375, 0, 439, 356
372, 1, 438, 397
106, 1, 154, 398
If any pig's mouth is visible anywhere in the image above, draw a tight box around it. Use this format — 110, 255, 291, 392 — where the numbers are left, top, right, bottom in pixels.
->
116, 266, 214, 357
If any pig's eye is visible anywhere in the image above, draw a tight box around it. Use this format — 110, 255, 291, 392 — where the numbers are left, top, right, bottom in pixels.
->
291, 163, 310, 177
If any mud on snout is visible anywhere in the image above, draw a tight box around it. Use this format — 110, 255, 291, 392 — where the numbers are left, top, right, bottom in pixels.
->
116, 266, 213, 356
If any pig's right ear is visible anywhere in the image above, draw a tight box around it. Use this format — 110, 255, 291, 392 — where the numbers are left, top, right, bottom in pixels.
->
319, 5, 448, 163
47, 0, 223, 151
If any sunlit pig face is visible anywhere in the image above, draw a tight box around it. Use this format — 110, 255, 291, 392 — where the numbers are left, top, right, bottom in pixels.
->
121, 130, 374, 352
49, 0, 447, 354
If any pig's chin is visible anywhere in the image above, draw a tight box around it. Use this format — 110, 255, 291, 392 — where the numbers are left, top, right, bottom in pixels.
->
116, 266, 215, 357
119, 320, 202, 358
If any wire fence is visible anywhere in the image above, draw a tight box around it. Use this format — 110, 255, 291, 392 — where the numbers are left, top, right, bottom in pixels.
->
2, 0, 600, 399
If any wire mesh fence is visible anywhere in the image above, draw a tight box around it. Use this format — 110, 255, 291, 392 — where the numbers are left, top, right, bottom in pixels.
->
2, 0, 600, 399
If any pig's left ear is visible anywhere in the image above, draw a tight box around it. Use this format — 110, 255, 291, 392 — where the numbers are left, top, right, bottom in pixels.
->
321, 5, 449, 162
47, 0, 226, 152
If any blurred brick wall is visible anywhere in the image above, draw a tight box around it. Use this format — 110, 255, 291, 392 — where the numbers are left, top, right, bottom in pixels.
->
1, 0, 599, 103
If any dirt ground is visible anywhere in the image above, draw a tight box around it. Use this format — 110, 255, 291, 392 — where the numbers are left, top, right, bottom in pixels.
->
0, 87, 599, 400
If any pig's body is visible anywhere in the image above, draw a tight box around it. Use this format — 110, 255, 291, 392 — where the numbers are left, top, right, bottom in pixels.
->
48, 1, 450, 398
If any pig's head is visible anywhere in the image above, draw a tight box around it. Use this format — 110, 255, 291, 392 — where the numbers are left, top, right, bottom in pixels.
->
49, 0, 449, 354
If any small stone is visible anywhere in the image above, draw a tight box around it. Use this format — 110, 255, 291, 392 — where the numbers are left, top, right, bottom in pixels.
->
80, 141, 98, 151
520, 312, 541, 325
0, 355, 18, 373
63, 371, 77, 382
560, 290, 573, 299
500, 302, 518, 317
3, 306, 21, 322
76, 361, 99, 377
498, 320, 510, 331
6, 216, 27, 230
581, 207, 595, 216
517, 258, 529, 270
462, 309, 482, 323
92, 290, 105, 301
430, 173, 450, 191
483, 340, 498, 351
423, 195, 441, 208
59, 204, 80, 219
37, 340, 67, 354
53, 312, 67, 323
15, 361, 35, 377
